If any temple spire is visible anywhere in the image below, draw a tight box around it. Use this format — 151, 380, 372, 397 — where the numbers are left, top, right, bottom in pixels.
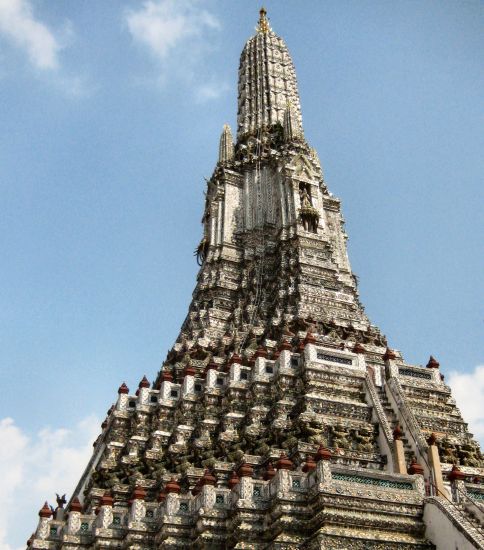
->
26, 11, 484, 550
237, 10, 303, 139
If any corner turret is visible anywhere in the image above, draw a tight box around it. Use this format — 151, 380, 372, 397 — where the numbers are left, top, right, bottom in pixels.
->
218, 124, 234, 163
283, 100, 303, 142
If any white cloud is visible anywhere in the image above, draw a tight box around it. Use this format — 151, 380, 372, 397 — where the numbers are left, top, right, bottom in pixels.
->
125, 0, 226, 101
195, 79, 229, 103
56, 73, 95, 98
125, 0, 219, 60
448, 365, 484, 447
0, 0, 63, 70
0, 415, 100, 550
0, 1, 91, 96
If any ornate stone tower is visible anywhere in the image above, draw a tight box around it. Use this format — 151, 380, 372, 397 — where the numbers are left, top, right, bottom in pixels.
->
28, 9, 483, 550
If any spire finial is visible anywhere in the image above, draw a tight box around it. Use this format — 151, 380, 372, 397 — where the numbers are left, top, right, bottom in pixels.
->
257, 7, 270, 34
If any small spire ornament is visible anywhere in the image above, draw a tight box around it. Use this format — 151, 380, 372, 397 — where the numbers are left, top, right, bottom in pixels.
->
257, 7, 270, 33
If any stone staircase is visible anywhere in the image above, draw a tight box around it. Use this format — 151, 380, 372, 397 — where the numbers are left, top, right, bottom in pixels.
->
377, 386, 414, 464
458, 501, 484, 532
375, 385, 484, 547
424, 496, 484, 549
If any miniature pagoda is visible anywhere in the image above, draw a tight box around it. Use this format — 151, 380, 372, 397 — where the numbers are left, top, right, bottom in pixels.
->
28, 8, 483, 550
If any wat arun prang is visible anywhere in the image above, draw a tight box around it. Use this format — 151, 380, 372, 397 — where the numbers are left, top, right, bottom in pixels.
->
29, 9, 483, 550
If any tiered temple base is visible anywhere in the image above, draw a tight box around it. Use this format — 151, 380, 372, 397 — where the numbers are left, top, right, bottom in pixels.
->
28, 337, 484, 549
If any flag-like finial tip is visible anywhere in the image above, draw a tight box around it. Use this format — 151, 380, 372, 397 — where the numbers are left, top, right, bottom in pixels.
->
257, 7, 270, 33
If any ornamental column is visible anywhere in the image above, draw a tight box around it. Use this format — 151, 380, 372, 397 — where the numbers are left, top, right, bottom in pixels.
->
426, 433, 449, 499
392, 425, 407, 475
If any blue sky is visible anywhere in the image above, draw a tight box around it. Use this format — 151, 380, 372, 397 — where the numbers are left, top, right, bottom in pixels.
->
0, 1, 483, 548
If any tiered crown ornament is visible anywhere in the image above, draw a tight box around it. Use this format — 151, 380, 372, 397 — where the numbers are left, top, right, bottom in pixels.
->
28, 9, 483, 550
